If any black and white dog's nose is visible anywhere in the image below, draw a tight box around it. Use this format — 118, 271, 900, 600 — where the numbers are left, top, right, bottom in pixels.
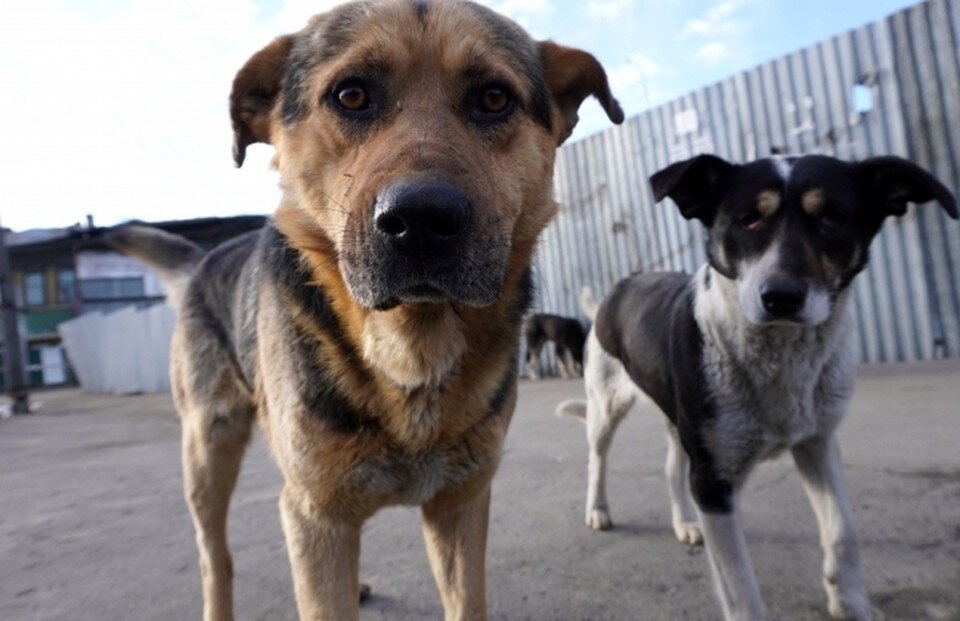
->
375, 180, 471, 256
760, 278, 806, 317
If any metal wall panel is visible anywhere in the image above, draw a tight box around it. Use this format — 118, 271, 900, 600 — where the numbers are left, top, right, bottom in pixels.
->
530, 0, 960, 367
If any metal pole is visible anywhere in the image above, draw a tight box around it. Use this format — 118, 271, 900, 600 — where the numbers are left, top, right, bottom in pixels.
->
0, 224, 30, 414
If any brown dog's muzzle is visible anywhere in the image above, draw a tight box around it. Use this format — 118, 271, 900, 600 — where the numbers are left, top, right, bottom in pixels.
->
341, 178, 508, 311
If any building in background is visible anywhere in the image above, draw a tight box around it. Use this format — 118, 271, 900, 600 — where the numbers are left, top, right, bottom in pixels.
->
0, 215, 265, 389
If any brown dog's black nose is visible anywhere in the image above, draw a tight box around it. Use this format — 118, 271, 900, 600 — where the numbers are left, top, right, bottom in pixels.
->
760, 278, 806, 317
375, 180, 471, 256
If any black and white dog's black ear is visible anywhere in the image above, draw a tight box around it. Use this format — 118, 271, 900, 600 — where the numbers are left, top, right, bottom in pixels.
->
649, 154, 734, 225
858, 156, 958, 219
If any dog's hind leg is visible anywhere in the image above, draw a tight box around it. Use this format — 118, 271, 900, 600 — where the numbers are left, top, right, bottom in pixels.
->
181, 402, 253, 621
581, 330, 636, 531
527, 345, 541, 381
664, 423, 702, 546
562, 346, 582, 378
584, 382, 633, 531
173, 322, 255, 621
555, 344, 571, 379
792, 436, 871, 621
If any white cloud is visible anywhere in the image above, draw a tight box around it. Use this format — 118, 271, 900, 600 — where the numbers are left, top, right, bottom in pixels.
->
584, 0, 631, 21
679, 17, 741, 39
475, 0, 554, 34
704, 0, 748, 22
609, 53, 667, 88
605, 52, 667, 113
678, 0, 747, 40
693, 41, 735, 66
678, 0, 749, 68
269, 0, 350, 32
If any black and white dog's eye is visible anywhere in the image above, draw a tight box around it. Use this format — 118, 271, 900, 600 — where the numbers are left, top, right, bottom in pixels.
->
738, 210, 763, 231
819, 209, 846, 233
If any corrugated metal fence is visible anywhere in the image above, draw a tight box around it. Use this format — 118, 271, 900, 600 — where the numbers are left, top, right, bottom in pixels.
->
533, 0, 960, 364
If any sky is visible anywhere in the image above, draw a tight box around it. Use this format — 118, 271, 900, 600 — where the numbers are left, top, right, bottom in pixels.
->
0, 0, 919, 232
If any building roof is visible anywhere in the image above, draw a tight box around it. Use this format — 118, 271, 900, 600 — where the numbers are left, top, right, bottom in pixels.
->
4, 215, 267, 256
4, 227, 78, 248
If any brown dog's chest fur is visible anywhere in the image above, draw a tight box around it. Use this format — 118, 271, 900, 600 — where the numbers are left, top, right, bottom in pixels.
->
239, 219, 532, 517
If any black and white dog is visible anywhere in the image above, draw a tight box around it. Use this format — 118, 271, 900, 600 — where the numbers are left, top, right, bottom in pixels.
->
524, 313, 587, 379
558, 154, 957, 620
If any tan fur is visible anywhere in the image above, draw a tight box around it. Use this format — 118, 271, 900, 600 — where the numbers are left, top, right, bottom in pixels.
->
757, 190, 781, 217
802, 188, 825, 216
166, 2, 622, 621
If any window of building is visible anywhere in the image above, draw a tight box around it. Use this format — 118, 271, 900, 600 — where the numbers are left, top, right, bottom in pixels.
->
78, 277, 145, 301
57, 270, 76, 304
24, 272, 46, 307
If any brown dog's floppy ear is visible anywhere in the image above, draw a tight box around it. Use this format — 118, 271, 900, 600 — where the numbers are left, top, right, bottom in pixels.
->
538, 41, 624, 145
650, 154, 733, 225
858, 156, 958, 219
230, 35, 295, 168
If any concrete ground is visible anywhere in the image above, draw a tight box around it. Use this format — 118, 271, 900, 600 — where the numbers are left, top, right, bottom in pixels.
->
1, 360, 959, 621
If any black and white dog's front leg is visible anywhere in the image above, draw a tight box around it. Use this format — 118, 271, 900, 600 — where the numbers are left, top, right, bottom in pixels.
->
792, 435, 872, 620
679, 416, 766, 621
697, 499, 766, 620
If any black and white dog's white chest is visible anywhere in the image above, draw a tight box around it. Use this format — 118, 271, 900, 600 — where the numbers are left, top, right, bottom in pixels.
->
693, 266, 857, 480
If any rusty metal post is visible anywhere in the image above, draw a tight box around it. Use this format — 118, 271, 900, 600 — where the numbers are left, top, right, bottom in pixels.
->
0, 224, 30, 414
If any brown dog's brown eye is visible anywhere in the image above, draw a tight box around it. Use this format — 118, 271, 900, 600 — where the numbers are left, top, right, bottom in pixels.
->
480, 87, 510, 114
337, 86, 369, 111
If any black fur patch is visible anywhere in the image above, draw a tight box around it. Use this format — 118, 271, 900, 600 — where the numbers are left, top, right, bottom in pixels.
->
282, 3, 366, 124
483, 268, 533, 418
463, 2, 551, 130
263, 226, 378, 434
288, 324, 376, 434
488, 355, 518, 416
409, 0, 429, 21
281, 51, 314, 124
181, 231, 261, 394
595, 272, 733, 514
510, 267, 535, 324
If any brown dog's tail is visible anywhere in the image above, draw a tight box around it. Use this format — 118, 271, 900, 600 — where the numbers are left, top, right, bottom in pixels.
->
579, 286, 600, 321
555, 399, 587, 421
106, 225, 204, 309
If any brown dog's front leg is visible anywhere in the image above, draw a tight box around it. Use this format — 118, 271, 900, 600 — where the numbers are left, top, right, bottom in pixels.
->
421, 483, 491, 621
279, 487, 362, 621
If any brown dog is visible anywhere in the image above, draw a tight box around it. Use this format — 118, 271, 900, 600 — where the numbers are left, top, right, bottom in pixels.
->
109, 1, 623, 619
